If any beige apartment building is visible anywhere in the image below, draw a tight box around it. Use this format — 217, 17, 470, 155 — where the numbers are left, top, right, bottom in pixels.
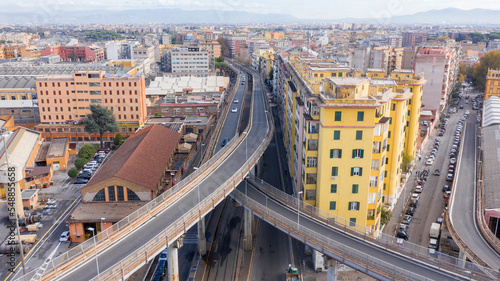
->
36, 70, 147, 129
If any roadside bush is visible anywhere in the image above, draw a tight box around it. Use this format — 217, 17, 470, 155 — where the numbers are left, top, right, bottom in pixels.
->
114, 133, 125, 146
75, 158, 87, 169
78, 144, 97, 159
67, 168, 78, 178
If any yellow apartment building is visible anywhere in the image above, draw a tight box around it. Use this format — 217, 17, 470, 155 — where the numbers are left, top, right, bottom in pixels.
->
276, 55, 424, 235
485, 69, 500, 100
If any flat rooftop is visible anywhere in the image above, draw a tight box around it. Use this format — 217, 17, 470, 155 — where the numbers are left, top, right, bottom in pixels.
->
47, 138, 68, 158
0, 64, 132, 77
146, 75, 229, 96
482, 124, 500, 210
325, 77, 369, 87
67, 202, 148, 223
21, 189, 38, 199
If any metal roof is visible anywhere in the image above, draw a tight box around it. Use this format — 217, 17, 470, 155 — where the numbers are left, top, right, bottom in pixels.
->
483, 96, 500, 127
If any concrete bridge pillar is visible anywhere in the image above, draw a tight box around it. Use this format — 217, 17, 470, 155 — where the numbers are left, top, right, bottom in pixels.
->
326, 259, 337, 281
168, 239, 183, 281
244, 208, 254, 251
197, 218, 206, 256
458, 249, 467, 268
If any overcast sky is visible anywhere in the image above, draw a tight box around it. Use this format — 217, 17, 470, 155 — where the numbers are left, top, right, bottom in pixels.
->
5, 0, 500, 19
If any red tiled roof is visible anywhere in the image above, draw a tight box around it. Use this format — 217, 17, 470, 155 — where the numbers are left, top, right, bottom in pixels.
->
85, 124, 180, 190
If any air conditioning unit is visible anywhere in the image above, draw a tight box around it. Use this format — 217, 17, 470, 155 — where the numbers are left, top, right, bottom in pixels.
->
331, 177, 337, 180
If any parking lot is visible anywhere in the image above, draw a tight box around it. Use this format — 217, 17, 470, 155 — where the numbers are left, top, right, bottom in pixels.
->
384, 83, 482, 250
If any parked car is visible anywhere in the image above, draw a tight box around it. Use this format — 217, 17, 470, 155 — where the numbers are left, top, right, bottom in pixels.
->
396, 231, 409, 240
59, 231, 70, 242
405, 207, 415, 216
401, 215, 412, 225
446, 173, 454, 181
97, 147, 110, 153
74, 177, 89, 184
414, 186, 423, 193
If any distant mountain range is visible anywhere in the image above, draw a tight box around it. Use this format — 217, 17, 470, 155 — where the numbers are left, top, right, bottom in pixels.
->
0, 8, 499, 25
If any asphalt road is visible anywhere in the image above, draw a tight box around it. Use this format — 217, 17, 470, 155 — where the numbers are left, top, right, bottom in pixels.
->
45, 66, 269, 281
450, 100, 500, 269
406, 100, 468, 247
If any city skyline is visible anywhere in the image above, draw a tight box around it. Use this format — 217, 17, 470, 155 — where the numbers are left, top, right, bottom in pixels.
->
3, 0, 500, 20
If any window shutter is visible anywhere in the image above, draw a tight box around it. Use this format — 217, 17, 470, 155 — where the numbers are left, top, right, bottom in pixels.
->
351, 168, 354, 176
352, 149, 356, 158
338, 149, 342, 158
359, 168, 363, 176
360, 149, 364, 158
330, 149, 333, 158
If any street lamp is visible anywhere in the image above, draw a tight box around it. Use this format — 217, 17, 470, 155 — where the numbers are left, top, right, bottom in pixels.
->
193, 167, 201, 212
87, 227, 100, 280
297, 191, 303, 229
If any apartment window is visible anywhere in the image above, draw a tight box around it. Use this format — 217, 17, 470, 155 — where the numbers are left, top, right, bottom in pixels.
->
351, 167, 363, 176
370, 176, 378, 187
352, 184, 359, 194
331, 184, 337, 193
334, 111, 342, 121
357, 111, 364, 121
330, 149, 342, 158
384, 171, 388, 178
348, 202, 360, 211
333, 130, 340, 140
352, 149, 364, 158
308, 139, 318, 151
371, 159, 379, 170
355, 130, 363, 140
349, 218, 357, 226
387, 145, 390, 152
306, 173, 317, 184
391, 103, 396, 111
306, 157, 317, 168
331, 167, 338, 177
368, 193, 377, 204
329, 201, 336, 211
388, 131, 391, 138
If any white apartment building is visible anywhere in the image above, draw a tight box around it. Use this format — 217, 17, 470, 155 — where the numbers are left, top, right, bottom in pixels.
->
170, 47, 209, 73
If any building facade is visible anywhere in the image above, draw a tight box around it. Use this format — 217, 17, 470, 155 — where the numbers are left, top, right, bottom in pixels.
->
485, 69, 500, 100
169, 47, 209, 73
274, 54, 424, 235
36, 70, 147, 139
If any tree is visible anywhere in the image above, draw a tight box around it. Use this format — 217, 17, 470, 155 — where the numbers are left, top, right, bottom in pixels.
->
214, 62, 228, 69
402, 154, 414, 172
74, 158, 88, 169
459, 62, 474, 80
84, 104, 119, 148
380, 207, 392, 226
473, 50, 500, 92
68, 168, 78, 178
78, 144, 97, 160
114, 133, 125, 146
217, 37, 230, 57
